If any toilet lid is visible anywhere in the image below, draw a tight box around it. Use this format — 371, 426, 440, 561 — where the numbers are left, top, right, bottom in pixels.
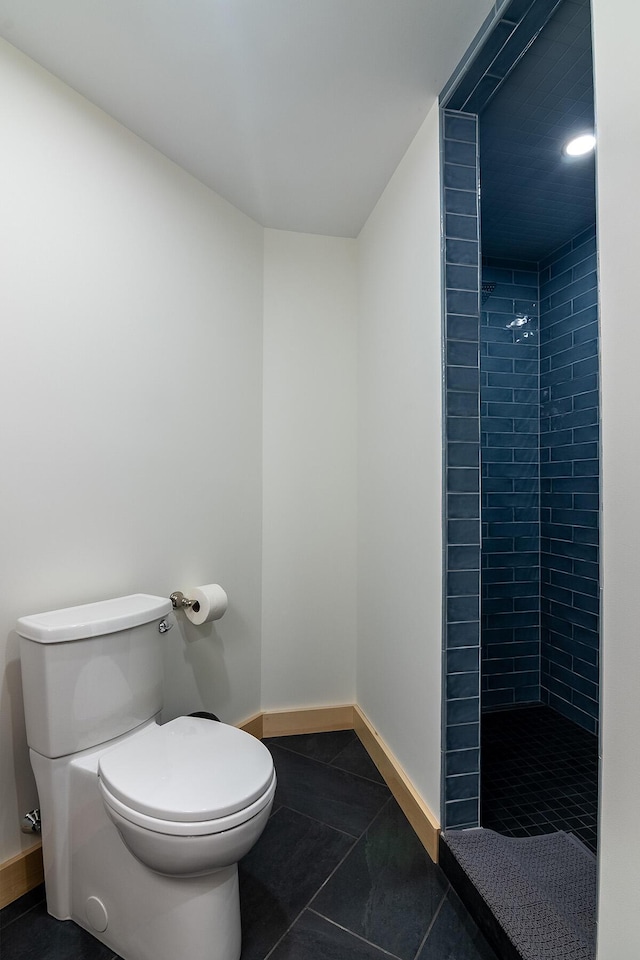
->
98, 716, 274, 822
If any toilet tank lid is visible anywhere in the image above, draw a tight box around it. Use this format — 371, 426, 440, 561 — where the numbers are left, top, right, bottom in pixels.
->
16, 594, 172, 643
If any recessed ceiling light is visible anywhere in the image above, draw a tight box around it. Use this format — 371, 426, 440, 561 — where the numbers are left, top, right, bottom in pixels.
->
563, 133, 596, 157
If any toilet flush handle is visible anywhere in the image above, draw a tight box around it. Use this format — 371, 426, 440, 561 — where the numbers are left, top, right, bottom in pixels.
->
158, 617, 173, 634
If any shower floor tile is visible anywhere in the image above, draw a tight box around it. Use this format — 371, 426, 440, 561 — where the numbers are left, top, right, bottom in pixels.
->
481, 705, 598, 853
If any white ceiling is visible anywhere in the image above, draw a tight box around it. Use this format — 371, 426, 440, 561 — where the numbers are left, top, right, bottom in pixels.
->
0, 0, 494, 237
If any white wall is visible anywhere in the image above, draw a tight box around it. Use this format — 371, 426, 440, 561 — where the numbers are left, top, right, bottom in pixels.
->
356, 102, 443, 816
0, 39, 264, 863
262, 230, 358, 709
591, 1, 640, 954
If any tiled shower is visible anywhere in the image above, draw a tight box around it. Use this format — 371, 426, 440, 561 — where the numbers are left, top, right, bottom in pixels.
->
481, 227, 599, 735
441, 0, 599, 832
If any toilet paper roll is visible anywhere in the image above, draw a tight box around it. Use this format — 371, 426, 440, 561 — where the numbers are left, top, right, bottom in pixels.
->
185, 584, 228, 625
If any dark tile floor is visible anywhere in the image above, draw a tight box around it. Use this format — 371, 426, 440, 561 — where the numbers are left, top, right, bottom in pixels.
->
1, 729, 497, 960
481, 705, 599, 854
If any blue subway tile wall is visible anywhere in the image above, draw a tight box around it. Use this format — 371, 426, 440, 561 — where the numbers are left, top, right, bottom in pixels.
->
539, 225, 599, 734
442, 109, 481, 831
481, 266, 540, 709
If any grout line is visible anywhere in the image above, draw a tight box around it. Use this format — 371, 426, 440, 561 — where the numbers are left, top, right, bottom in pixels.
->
325, 733, 359, 766
307, 909, 405, 960
307, 799, 394, 907
329, 761, 388, 787
0, 891, 46, 931
262, 800, 396, 960
306, 797, 395, 907
261, 820, 363, 960
264, 740, 344, 763
266, 737, 388, 788
411, 887, 450, 960
264, 730, 356, 761
268, 803, 364, 842
304, 802, 399, 909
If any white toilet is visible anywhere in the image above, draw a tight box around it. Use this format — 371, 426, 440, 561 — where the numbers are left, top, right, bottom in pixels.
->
17, 593, 276, 960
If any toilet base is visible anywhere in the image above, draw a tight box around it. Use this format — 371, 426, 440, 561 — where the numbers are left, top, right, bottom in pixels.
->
72, 858, 241, 960
73, 863, 241, 960
33, 739, 243, 960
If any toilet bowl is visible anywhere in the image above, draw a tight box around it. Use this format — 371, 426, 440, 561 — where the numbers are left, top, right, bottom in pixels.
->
98, 715, 276, 877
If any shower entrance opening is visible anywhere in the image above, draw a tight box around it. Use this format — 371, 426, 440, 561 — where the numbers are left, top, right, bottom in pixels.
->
441, 0, 600, 857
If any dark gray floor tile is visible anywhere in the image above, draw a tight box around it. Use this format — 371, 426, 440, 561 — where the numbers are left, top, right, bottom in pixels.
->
3, 732, 495, 960
417, 890, 499, 960
0, 903, 116, 960
311, 798, 449, 960
269, 910, 398, 960
330, 737, 386, 784
239, 806, 355, 960
265, 730, 356, 764
0, 884, 45, 929
268, 745, 390, 837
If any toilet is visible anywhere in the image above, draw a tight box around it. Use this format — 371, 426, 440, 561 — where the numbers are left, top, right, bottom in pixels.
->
17, 593, 276, 960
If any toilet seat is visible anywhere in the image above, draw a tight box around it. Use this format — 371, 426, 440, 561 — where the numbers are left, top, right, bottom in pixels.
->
97, 716, 276, 835
99, 772, 276, 836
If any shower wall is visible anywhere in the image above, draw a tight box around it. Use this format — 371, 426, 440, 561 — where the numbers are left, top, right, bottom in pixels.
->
480, 226, 600, 734
539, 225, 599, 734
481, 263, 540, 709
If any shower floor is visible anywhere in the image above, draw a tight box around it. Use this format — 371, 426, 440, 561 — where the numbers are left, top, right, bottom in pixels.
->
481, 705, 598, 854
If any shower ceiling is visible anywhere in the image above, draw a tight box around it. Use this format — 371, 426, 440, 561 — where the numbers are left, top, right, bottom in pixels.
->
479, 0, 595, 263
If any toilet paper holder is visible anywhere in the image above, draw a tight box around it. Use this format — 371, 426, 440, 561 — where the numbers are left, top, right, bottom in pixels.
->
170, 584, 228, 624
170, 591, 197, 611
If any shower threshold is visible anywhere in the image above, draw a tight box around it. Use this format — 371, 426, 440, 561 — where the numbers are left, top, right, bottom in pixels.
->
439, 827, 596, 960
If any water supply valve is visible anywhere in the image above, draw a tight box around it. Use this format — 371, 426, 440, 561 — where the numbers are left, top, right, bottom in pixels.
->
21, 809, 41, 834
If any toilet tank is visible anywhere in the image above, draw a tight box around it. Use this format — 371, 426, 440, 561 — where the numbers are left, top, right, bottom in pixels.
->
17, 594, 173, 759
